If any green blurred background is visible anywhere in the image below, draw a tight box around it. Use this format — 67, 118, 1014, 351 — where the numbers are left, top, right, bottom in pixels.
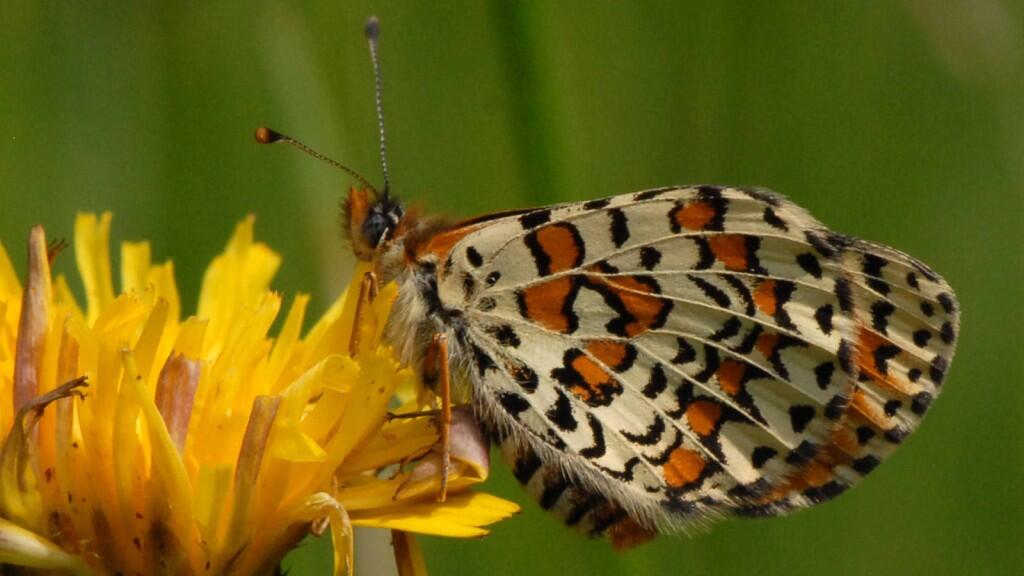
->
2, 2, 1022, 575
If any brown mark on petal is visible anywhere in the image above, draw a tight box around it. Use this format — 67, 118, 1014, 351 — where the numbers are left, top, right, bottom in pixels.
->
1, 377, 87, 493
154, 353, 202, 454
13, 226, 53, 412
223, 395, 281, 562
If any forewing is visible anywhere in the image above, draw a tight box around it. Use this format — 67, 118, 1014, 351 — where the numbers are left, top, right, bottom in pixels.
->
436, 186, 958, 529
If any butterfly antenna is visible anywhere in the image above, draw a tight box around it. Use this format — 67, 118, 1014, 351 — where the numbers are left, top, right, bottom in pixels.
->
365, 15, 391, 197
254, 126, 378, 193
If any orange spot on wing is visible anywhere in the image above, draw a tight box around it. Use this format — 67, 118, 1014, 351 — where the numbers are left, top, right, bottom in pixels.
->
568, 353, 619, 403
592, 275, 670, 337
535, 225, 582, 274
520, 277, 575, 333
586, 341, 628, 371
850, 389, 889, 429
686, 400, 723, 437
756, 334, 779, 363
716, 359, 746, 396
708, 234, 749, 271
753, 280, 777, 316
419, 224, 481, 260
663, 447, 707, 488
674, 201, 717, 231
854, 326, 913, 395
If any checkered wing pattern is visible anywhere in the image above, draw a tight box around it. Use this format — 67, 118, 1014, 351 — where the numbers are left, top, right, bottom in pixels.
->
429, 186, 958, 539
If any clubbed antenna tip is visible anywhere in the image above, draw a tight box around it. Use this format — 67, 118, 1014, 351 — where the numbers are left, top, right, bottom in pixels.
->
254, 126, 284, 144
365, 16, 380, 41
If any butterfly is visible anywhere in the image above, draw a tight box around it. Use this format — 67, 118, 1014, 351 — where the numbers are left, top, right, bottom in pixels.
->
260, 17, 960, 550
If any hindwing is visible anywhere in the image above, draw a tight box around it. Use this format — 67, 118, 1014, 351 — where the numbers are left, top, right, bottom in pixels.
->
429, 186, 958, 533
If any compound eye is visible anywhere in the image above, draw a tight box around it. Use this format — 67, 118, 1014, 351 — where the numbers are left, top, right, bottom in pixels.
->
362, 213, 390, 248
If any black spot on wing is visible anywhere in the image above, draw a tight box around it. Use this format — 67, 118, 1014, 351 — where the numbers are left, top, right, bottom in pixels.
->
673, 338, 697, 365
837, 339, 854, 375
815, 304, 834, 335
913, 329, 932, 348
512, 449, 542, 484
862, 253, 890, 295
870, 301, 896, 334
640, 246, 662, 270
805, 231, 838, 259
710, 316, 743, 342
472, 344, 497, 376
512, 364, 539, 392
583, 197, 611, 210
621, 415, 666, 446
694, 346, 720, 382
770, 280, 798, 331
941, 321, 956, 344
763, 206, 788, 231
546, 389, 577, 432
633, 187, 673, 201
906, 272, 920, 290
539, 476, 569, 509
824, 395, 847, 420
487, 324, 521, 348
722, 275, 755, 316
835, 277, 853, 313
740, 187, 782, 206
785, 441, 818, 466
751, 446, 777, 469
856, 426, 875, 445
937, 293, 956, 314
911, 392, 933, 415
693, 238, 715, 270
496, 391, 530, 416
466, 246, 483, 267
930, 355, 949, 386
873, 344, 900, 376
642, 363, 668, 399
920, 301, 934, 317
689, 275, 731, 309
796, 252, 822, 279
519, 209, 551, 230
852, 455, 880, 475
814, 361, 835, 390
581, 412, 602, 457
788, 405, 816, 433
609, 208, 630, 247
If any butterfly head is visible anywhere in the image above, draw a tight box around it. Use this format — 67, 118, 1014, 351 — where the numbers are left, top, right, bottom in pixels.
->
344, 186, 404, 260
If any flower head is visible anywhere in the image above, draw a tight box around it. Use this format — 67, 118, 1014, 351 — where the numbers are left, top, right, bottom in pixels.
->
0, 214, 517, 575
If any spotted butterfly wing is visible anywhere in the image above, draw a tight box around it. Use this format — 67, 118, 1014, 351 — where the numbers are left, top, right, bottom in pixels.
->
412, 185, 957, 545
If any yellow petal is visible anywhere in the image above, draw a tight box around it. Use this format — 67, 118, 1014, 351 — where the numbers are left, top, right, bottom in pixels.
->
0, 378, 87, 530
12, 226, 52, 412
349, 492, 520, 538
0, 517, 93, 574
292, 493, 353, 576
0, 240, 20, 295
120, 240, 151, 295
270, 422, 327, 462
74, 212, 115, 324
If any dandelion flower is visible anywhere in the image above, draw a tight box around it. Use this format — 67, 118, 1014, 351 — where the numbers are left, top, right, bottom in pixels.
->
0, 214, 518, 575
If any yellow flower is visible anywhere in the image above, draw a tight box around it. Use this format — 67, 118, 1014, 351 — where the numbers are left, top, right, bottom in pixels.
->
0, 214, 518, 575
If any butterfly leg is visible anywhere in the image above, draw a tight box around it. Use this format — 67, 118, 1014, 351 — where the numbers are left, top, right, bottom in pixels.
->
422, 333, 452, 503
348, 270, 379, 357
